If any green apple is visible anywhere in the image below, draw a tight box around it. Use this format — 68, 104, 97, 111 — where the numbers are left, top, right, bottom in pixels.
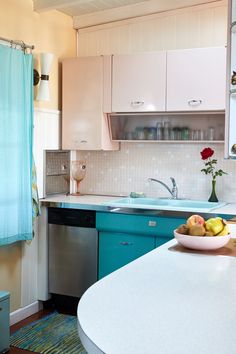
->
205, 217, 224, 236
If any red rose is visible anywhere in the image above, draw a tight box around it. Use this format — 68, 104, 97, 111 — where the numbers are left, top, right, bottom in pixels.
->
200, 147, 214, 160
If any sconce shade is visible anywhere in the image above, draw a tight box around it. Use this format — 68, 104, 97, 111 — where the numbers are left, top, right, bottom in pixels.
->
37, 79, 50, 101
34, 52, 53, 101
40, 53, 53, 76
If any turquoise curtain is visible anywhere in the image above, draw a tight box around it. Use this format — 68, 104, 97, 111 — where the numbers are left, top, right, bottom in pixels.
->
0, 44, 33, 246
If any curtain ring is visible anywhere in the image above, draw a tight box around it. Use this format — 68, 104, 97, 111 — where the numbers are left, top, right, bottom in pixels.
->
21, 40, 26, 54
10, 40, 13, 48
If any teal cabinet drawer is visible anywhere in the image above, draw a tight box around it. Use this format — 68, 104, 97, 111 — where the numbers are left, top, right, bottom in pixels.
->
99, 232, 155, 279
96, 212, 185, 238
0, 292, 10, 353
97, 212, 159, 236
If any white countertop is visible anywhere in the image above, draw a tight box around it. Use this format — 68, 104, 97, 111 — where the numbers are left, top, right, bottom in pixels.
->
40, 194, 122, 205
77, 239, 236, 354
41, 194, 236, 215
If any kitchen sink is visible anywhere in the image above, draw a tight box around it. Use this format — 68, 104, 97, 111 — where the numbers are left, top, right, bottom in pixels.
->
103, 197, 226, 212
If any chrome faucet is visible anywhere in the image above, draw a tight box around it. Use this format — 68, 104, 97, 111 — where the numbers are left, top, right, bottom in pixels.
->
148, 177, 178, 199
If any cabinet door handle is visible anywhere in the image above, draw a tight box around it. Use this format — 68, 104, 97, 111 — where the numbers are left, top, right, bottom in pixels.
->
120, 241, 133, 246
188, 99, 202, 106
80, 140, 87, 143
0, 307, 2, 311
130, 100, 144, 107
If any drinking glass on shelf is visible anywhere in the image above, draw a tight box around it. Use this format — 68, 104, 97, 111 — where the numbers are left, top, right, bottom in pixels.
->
181, 127, 189, 140
136, 127, 145, 140
207, 127, 215, 141
156, 122, 163, 140
71, 160, 86, 195
163, 121, 171, 140
191, 129, 204, 140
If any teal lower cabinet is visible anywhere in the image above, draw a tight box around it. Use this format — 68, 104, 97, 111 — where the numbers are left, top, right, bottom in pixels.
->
154, 216, 186, 248
0, 291, 10, 353
97, 212, 185, 279
99, 231, 155, 279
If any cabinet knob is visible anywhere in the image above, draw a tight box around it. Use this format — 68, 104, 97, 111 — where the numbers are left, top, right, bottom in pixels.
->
120, 241, 133, 246
130, 100, 144, 107
188, 99, 202, 106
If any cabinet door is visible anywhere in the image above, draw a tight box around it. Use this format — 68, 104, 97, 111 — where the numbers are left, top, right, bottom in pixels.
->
155, 237, 172, 248
0, 297, 10, 352
167, 47, 226, 111
62, 56, 118, 151
112, 52, 166, 112
99, 232, 155, 279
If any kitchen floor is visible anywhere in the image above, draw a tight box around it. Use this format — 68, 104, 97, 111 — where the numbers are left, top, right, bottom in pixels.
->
9, 309, 54, 353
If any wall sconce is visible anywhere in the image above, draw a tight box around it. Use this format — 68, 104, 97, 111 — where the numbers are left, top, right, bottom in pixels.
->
34, 53, 53, 101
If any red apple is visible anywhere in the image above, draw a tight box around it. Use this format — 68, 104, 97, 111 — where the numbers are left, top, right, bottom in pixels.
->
186, 215, 205, 228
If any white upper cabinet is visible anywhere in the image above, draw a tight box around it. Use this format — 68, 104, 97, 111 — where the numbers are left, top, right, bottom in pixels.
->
62, 56, 118, 151
166, 47, 226, 111
112, 52, 166, 112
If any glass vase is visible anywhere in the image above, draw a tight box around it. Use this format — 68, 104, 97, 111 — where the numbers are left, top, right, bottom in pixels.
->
208, 179, 218, 202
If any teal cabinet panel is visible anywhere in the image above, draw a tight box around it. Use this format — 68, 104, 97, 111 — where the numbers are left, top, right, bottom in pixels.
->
97, 212, 186, 279
0, 291, 10, 353
97, 212, 159, 236
96, 212, 185, 238
99, 232, 155, 279
155, 237, 172, 248
154, 217, 186, 238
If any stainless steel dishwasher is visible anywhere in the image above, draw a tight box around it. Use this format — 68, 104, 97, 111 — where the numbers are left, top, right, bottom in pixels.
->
48, 207, 98, 298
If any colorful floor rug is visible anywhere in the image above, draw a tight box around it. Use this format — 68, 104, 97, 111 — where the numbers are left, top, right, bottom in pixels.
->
10, 311, 87, 353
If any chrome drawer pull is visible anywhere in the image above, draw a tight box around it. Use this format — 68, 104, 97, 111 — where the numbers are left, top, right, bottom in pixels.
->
148, 221, 157, 227
120, 241, 133, 246
130, 100, 144, 107
188, 99, 202, 106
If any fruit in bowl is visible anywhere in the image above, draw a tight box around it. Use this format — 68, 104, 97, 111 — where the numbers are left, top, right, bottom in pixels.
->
174, 215, 230, 250
186, 215, 205, 228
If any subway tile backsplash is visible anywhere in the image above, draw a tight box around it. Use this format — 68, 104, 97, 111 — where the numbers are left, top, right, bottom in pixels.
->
76, 143, 236, 203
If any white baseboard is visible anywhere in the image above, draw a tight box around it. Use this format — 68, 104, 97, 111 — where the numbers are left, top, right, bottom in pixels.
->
10, 301, 43, 325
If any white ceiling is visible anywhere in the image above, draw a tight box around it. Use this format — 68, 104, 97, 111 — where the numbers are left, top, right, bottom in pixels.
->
33, 0, 223, 28
33, 0, 152, 16
33, 0, 220, 16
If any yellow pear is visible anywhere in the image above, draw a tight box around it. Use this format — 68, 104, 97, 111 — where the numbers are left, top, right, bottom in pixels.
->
189, 225, 206, 236
216, 224, 230, 236
205, 231, 215, 237
205, 217, 224, 236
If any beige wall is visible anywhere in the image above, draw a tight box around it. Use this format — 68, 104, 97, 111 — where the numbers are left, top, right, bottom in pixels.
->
0, 0, 76, 111
0, 243, 21, 312
0, 0, 76, 312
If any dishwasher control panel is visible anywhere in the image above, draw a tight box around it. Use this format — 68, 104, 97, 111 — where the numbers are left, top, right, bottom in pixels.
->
48, 207, 96, 228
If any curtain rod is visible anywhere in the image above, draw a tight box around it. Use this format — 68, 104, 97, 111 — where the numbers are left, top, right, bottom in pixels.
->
0, 36, 34, 51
